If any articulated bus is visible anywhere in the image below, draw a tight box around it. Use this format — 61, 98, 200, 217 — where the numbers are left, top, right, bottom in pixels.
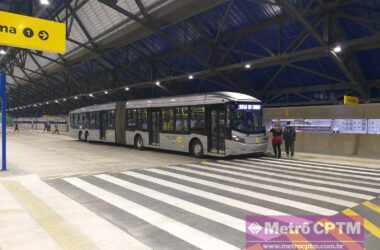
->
69, 92, 268, 157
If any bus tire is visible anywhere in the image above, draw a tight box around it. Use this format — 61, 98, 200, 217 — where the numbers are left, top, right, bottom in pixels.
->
84, 131, 89, 142
78, 131, 83, 141
134, 135, 144, 150
190, 139, 203, 158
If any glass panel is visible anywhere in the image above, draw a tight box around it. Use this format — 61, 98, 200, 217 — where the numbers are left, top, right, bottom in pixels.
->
127, 109, 137, 129
90, 112, 96, 129
138, 109, 148, 130
162, 108, 174, 132
176, 107, 189, 133
231, 103, 264, 134
190, 106, 205, 133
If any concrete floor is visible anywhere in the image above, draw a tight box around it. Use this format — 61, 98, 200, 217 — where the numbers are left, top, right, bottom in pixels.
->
4, 131, 196, 178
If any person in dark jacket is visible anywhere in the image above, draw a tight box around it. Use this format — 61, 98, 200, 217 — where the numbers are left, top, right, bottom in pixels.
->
283, 121, 296, 158
270, 121, 283, 159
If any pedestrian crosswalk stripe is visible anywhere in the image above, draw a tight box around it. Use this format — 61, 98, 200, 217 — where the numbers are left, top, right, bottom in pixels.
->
125, 171, 288, 216
342, 208, 380, 239
220, 160, 380, 194
264, 157, 380, 172
146, 168, 337, 216
183, 164, 357, 207
206, 162, 374, 200
95, 174, 246, 232
239, 159, 380, 181
64, 177, 241, 250
200, 162, 371, 201
362, 201, 380, 215
250, 158, 380, 177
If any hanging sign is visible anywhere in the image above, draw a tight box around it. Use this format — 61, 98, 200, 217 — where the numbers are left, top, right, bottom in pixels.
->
0, 11, 66, 53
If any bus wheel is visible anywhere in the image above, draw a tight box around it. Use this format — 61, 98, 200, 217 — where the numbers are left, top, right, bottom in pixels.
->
135, 135, 144, 150
78, 131, 83, 141
191, 139, 204, 158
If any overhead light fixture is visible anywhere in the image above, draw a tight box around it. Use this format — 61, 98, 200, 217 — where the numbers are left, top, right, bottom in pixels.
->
155, 81, 161, 86
125, 87, 130, 91
188, 75, 194, 80
74, 96, 79, 100
55, 100, 59, 103
89, 93, 94, 97
40, 0, 50, 5
63, 98, 67, 102
332, 45, 342, 54
0, 49, 6, 55
46, 101, 49, 104
104, 91, 109, 95
245, 63, 252, 69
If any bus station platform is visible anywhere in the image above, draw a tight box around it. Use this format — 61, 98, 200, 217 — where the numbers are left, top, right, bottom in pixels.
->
1, 132, 380, 250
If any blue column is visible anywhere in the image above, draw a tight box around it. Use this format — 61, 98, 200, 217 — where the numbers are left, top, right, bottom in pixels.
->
0, 72, 6, 171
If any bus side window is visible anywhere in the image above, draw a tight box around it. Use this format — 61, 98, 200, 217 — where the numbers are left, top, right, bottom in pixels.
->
190, 106, 205, 134
176, 107, 189, 133
162, 108, 175, 132
138, 109, 148, 131
108, 110, 115, 129
127, 109, 137, 130
90, 112, 96, 129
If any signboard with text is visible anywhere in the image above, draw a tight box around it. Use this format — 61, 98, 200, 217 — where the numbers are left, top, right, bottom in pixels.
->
0, 11, 66, 53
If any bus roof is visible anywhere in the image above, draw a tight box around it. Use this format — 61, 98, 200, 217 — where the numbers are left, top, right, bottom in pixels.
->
70, 92, 261, 113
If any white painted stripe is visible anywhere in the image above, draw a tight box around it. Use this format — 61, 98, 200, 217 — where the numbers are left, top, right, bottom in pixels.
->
125, 171, 288, 216
221, 160, 380, 193
64, 177, 240, 250
19, 175, 150, 250
263, 157, 380, 172
95, 174, 246, 232
207, 162, 375, 199
235, 159, 380, 182
146, 169, 337, 216
248, 158, 380, 177
182, 164, 357, 207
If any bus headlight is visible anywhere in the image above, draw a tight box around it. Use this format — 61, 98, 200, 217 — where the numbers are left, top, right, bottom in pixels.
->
232, 135, 245, 143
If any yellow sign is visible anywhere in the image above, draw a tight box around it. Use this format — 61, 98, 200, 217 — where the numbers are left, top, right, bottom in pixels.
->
0, 11, 66, 53
344, 95, 359, 105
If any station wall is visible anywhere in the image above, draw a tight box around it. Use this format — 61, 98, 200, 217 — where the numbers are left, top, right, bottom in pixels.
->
263, 103, 380, 158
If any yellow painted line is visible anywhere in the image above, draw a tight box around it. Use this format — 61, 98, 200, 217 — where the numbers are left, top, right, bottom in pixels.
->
2, 180, 96, 250
342, 208, 380, 239
363, 201, 380, 215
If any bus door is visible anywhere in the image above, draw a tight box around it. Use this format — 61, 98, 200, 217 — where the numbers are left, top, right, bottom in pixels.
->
99, 111, 107, 140
207, 106, 226, 154
149, 110, 160, 145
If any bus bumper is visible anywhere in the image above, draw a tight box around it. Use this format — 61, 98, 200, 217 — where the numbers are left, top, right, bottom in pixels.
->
225, 141, 268, 156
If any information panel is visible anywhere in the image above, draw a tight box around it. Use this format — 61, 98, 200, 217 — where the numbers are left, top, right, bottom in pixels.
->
368, 119, 380, 135
332, 119, 368, 134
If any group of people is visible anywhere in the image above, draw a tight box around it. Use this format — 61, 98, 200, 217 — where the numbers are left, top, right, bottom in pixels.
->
13, 122, 60, 134
270, 121, 296, 159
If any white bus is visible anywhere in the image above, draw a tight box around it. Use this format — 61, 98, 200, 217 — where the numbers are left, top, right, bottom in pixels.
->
69, 92, 268, 157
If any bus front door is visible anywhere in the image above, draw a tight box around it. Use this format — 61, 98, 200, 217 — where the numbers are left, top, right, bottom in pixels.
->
208, 107, 226, 154
149, 110, 160, 145
99, 111, 107, 140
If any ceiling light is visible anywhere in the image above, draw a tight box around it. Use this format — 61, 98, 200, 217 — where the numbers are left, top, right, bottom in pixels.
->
104, 91, 109, 95
125, 87, 130, 91
245, 64, 252, 69
40, 0, 50, 5
63, 98, 67, 102
74, 96, 79, 100
332, 45, 342, 54
188, 75, 194, 80
55, 100, 59, 103
46, 101, 49, 104
89, 93, 94, 97
0, 49, 6, 55
155, 81, 161, 86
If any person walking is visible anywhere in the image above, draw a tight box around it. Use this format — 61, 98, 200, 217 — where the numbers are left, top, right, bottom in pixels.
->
270, 121, 283, 159
53, 124, 60, 135
283, 121, 296, 159
14, 122, 19, 133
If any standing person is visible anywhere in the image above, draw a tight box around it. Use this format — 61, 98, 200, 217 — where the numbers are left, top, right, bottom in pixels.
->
43, 122, 48, 132
270, 121, 283, 159
14, 122, 19, 133
283, 121, 296, 159
53, 124, 60, 135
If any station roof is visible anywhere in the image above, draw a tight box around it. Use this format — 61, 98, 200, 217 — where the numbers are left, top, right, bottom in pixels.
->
1, 0, 380, 115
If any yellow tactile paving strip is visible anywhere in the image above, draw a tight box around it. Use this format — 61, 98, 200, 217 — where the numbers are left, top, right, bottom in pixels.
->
2, 180, 97, 250
342, 207, 380, 240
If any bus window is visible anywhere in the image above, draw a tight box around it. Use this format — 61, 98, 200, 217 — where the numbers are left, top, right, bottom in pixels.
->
108, 111, 115, 129
138, 109, 148, 131
162, 108, 175, 132
127, 109, 137, 129
190, 106, 205, 133
176, 107, 189, 133
90, 112, 96, 129
85, 113, 90, 129
95, 112, 100, 129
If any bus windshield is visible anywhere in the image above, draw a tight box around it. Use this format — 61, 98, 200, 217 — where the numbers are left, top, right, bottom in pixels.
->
231, 104, 264, 134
